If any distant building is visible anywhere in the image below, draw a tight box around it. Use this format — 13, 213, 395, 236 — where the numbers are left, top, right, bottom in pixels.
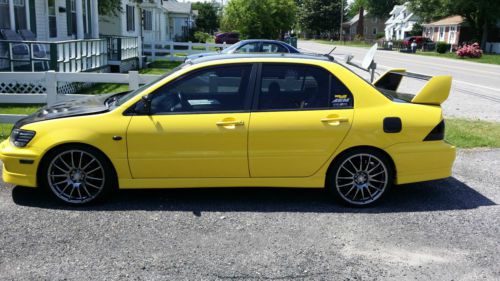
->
0, 0, 99, 41
384, 2, 419, 40
422, 16, 467, 46
342, 11, 386, 41
99, 0, 196, 43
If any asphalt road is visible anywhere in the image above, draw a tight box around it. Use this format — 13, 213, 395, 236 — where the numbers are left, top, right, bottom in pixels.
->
298, 41, 500, 122
0, 148, 499, 280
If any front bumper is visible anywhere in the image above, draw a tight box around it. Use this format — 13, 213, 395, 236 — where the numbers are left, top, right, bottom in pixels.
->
0, 140, 41, 187
386, 141, 456, 185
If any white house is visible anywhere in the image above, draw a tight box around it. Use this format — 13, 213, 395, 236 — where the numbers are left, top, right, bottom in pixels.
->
384, 2, 419, 40
0, 0, 99, 41
99, 0, 195, 43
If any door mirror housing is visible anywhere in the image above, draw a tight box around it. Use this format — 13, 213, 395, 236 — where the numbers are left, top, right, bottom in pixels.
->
135, 94, 152, 115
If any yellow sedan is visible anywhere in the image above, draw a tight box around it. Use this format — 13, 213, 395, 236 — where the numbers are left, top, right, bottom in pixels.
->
0, 54, 455, 206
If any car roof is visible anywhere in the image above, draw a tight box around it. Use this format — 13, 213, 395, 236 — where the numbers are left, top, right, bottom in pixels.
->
234, 39, 300, 52
187, 53, 334, 65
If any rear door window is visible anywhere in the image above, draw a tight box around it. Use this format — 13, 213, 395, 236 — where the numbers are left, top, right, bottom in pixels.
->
257, 63, 353, 111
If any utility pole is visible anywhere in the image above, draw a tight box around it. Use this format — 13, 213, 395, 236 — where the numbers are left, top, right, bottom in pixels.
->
339, 0, 344, 41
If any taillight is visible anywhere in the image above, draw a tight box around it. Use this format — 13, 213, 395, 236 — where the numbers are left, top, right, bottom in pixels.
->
423, 120, 445, 141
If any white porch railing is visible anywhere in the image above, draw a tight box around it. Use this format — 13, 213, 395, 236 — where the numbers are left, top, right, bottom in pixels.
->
0, 71, 160, 124
143, 41, 232, 61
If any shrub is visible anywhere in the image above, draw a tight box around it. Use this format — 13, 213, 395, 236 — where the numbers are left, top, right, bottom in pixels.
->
194, 31, 212, 43
436, 42, 450, 53
456, 42, 483, 58
375, 32, 385, 40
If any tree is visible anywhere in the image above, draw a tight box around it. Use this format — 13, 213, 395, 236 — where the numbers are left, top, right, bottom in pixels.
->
298, 0, 346, 38
98, 0, 123, 16
192, 2, 220, 34
409, 0, 500, 49
356, 7, 364, 37
410, 22, 423, 36
408, 0, 447, 22
447, 0, 500, 49
365, 0, 402, 18
221, 0, 297, 39
348, 0, 366, 18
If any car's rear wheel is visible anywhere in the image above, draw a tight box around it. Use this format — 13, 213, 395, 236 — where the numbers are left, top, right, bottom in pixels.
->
40, 145, 115, 205
327, 149, 393, 206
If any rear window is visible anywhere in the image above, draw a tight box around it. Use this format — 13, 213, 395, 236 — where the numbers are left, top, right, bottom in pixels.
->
374, 72, 428, 102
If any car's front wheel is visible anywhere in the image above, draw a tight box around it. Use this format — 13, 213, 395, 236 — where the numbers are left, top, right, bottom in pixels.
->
327, 149, 393, 206
40, 145, 115, 205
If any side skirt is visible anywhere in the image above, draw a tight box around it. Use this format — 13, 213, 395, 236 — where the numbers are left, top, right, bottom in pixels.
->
118, 176, 326, 189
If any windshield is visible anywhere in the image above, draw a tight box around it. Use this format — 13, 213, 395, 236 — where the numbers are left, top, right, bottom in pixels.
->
220, 42, 241, 54
111, 63, 190, 108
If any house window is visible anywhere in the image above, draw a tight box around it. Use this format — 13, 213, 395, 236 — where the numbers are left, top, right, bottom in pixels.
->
143, 10, 152, 31
0, 0, 9, 29
48, 0, 57, 37
373, 17, 378, 24
448, 26, 456, 44
67, 0, 76, 36
373, 27, 377, 35
126, 5, 135, 32
438, 26, 445, 41
14, 0, 27, 30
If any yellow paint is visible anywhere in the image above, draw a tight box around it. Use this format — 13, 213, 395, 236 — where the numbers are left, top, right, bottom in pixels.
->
0, 57, 455, 190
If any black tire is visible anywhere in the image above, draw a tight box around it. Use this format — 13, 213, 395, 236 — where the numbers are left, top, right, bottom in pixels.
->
39, 144, 116, 205
326, 148, 394, 207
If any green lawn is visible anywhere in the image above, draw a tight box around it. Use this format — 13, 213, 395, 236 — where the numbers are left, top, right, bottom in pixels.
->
305, 39, 373, 48
0, 104, 41, 115
0, 105, 41, 141
79, 61, 182, 94
411, 51, 500, 66
445, 119, 500, 148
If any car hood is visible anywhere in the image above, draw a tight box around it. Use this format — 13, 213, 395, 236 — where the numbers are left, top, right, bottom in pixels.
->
14, 92, 126, 129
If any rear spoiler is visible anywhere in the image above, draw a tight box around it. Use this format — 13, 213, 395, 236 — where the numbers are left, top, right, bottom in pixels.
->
374, 69, 452, 105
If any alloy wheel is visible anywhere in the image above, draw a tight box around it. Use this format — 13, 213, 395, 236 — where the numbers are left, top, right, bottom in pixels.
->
47, 149, 106, 204
335, 153, 388, 205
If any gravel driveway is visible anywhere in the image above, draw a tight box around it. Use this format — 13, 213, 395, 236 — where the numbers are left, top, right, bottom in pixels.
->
0, 149, 499, 280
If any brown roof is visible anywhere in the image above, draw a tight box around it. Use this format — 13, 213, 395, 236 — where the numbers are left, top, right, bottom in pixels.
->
423, 15, 464, 27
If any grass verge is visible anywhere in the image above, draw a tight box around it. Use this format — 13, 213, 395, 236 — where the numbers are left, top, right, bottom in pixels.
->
79, 60, 182, 94
411, 51, 500, 66
445, 119, 500, 148
305, 39, 373, 48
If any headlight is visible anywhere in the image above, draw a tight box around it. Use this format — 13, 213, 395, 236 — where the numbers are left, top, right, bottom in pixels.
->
10, 129, 36, 147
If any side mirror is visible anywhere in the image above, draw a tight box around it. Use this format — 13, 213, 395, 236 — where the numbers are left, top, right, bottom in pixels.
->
136, 94, 152, 115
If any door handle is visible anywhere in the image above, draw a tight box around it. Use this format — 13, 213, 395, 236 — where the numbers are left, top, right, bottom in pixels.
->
216, 120, 245, 126
321, 117, 349, 123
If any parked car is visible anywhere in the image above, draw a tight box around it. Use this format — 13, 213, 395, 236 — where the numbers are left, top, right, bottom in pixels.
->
403, 36, 434, 48
186, 39, 300, 61
0, 54, 455, 206
215, 32, 240, 44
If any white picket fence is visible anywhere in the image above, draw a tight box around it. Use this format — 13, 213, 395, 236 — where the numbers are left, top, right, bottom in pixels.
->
0, 71, 161, 124
143, 41, 232, 61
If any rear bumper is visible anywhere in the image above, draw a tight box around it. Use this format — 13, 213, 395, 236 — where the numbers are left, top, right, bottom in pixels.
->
0, 140, 40, 187
386, 141, 456, 185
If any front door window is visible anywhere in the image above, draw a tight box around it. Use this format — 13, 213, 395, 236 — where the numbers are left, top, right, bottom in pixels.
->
147, 65, 252, 114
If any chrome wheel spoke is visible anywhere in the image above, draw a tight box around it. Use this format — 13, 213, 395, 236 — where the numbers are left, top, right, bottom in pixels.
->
338, 181, 355, 188
341, 166, 355, 176
85, 166, 101, 174
347, 159, 358, 172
